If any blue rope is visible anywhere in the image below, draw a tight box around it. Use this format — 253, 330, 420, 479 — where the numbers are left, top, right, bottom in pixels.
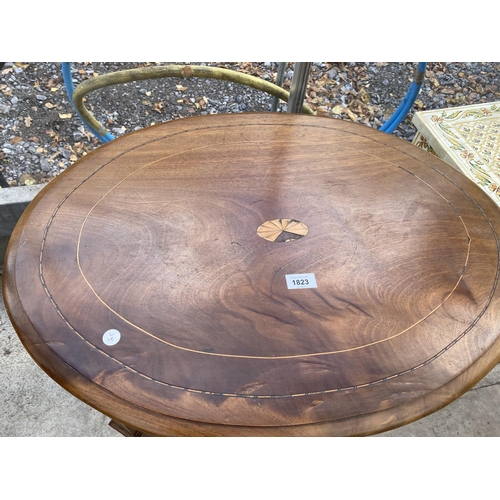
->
380, 62, 427, 134
62, 62, 427, 141
61, 62, 115, 143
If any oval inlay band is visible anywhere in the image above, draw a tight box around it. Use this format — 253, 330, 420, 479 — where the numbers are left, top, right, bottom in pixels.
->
257, 219, 309, 242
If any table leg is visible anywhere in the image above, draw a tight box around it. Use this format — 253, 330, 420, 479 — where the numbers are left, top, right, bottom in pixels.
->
108, 419, 153, 437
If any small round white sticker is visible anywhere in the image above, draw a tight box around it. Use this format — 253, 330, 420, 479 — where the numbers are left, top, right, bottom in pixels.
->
103, 329, 121, 346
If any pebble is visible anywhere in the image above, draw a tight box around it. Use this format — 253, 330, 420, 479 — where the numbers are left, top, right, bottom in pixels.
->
40, 158, 52, 172
18, 173, 36, 185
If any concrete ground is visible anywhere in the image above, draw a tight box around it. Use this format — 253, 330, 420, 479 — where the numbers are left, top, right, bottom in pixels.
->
2, 271, 500, 437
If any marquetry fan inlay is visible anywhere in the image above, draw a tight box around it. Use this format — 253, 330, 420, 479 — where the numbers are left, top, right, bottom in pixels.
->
257, 219, 309, 242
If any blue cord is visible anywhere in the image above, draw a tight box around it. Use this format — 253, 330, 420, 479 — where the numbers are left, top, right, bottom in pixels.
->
61, 62, 115, 143
62, 62, 427, 140
380, 62, 427, 134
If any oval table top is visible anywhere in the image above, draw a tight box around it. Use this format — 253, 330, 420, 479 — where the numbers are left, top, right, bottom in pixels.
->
4, 113, 500, 436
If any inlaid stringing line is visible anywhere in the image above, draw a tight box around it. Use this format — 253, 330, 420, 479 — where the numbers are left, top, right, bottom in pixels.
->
73, 136, 472, 359
36, 121, 500, 398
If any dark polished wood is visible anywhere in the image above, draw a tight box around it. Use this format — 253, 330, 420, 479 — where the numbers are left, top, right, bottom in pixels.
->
5, 113, 500, 436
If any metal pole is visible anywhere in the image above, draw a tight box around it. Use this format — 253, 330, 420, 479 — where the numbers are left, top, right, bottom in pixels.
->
271, 62, 287, 112
287, 62, 312, 114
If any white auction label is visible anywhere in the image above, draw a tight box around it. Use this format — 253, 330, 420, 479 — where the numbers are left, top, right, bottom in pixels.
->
103, 329, 121, 346
285, 273, 317, 289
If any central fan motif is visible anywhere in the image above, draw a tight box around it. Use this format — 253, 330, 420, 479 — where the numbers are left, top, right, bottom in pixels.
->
257, 219, 309, 243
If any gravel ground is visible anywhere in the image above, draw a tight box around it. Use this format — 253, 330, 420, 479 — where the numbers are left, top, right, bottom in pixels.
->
1, 61, 499, 187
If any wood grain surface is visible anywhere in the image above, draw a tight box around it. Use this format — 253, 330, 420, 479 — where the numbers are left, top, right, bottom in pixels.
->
4, 112, 500, 436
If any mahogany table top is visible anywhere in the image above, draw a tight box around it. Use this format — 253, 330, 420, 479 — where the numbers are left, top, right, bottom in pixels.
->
5, 113, 500, 436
